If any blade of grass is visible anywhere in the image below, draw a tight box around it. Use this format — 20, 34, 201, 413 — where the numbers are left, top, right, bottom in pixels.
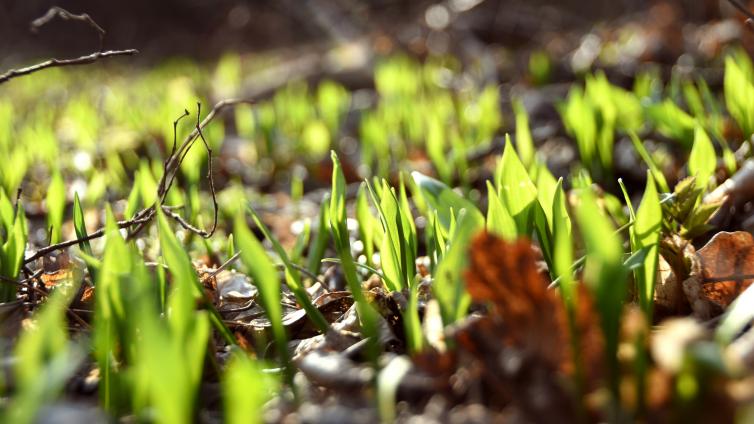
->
234, 212, 292, 379
248, 206, 329, 333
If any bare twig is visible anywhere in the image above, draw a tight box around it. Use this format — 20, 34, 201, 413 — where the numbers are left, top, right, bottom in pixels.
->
0, 269, 90, 329
727, 0, 754, 29
158, 98, 255, 198
30, 6, 106, 50
25, 99, 255, 264
24, 212, 154, 264
204, 251, 243, 279
193, 102, 219, 238
163, 109, 191, 193
0, 49, 138, 85
0, 6, 138, 85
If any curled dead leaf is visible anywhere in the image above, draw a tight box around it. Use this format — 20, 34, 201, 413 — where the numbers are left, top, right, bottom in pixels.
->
464, 233, 566, 369
684, 231, 754, 319
459, 232, 606, 419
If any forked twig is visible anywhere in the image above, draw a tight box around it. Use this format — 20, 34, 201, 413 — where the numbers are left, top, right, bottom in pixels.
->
30, 6, 106, 50
193, 102, 220, 238
25, 99, 255, 264
0, 6, 138, 85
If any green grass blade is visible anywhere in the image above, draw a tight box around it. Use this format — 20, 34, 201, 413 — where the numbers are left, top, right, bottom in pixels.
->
224, 353, 280, 424
73, 193, 96, 282
329, 151, 380, 363
234, 213, 291, 374
628, 131, 670, 193
575, 188, 629, 402
306, 196, 330, 276
248, 206, 329, 333
630, 172, 662, 317
433, 209, 484, 325
496, 134, 537, 235
688, 125, 716, 190
158, 208, 236, 345
411, 171, 482, 234
46, 169, 65, 244
485, 180, 517, 241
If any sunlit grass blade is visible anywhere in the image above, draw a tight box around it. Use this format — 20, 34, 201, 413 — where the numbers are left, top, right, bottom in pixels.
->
724, 55, 754, 142
553, 179, 574, 303
485, 180, 516, 241
513, 98, 535, 169
628, 131, 670, 193
223, 353, 280, 424
433, 209, 484, 325
356, 183, 376, 267
234, 213, 291, 376
1, 197, 27, 302
5, 282, 84, 424
329, 151, 380, 363
377, 356, 412, 422
157, 208, 236, 345
95, 206, 139, 414
289, 218, 311, 264
534, 162, 558, 228
688, 125, 716, 190
404, 276, 424, 355
248, 206, 329, 333
73, 192, 96, 282
495, 134, 537, 235
575, 188, 629, 402
631, 172, 662, 317
306, 196, 330, 276
411, 171, 482, 233
46, 169, 65, 244
366, 177, 417, 291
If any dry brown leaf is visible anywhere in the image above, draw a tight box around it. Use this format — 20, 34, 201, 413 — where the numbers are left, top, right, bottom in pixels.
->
40, 251, 79, 288
465, 232, 566, 368
79, 285, 94, 304
684, 231, 754, 318
655, 235, 697, 319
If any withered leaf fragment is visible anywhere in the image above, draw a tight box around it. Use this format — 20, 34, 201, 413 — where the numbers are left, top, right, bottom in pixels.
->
465, 232, 566, 368
459, 233, 605, 421
684, 231, 754, 318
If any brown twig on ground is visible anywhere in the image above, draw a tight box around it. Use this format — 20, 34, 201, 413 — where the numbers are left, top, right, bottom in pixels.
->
24, 212, 154, 264
0, 269, 90, 329
25, 99, 255, 264
0, 6, 138, 85
727, 0, 754, 29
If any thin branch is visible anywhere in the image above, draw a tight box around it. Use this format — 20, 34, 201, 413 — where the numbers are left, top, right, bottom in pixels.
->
727, 0, 754, 28
193, 102, 219, 238
161, 205, 213, 237
0, 6, 138, 85
162, 109, 191, 199
727, 0, 754, 20
25, 99, 255, 263
157, 98, 255, 198
0, 49, 138, 85
30, 6, 106, 50
24, 211, 154, 264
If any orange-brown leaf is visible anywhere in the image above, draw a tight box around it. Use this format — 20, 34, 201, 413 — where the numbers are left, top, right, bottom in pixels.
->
697, 231, 754, 309
465, 232, 566, 368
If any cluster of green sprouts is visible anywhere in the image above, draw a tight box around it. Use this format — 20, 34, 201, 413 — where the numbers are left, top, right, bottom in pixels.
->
4, 47, 754, 421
